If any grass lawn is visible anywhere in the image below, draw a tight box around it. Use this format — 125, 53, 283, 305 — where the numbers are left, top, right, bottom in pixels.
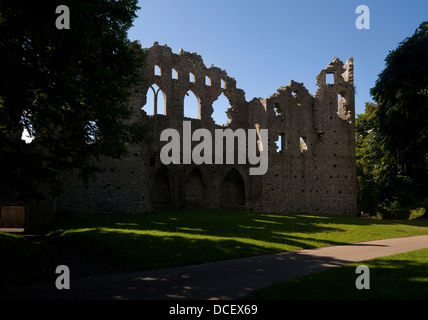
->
1, 209, 428, 287
245, 248, 428, 300
36, 210, 428, 270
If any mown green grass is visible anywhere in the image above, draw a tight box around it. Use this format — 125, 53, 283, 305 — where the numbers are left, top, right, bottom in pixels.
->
246, 248, 428, 300
2, 210, 427, 297
43, 209, 428, 271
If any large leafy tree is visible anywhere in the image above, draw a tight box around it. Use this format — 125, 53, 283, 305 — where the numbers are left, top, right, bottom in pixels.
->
356, 102, 381, 213
356, 102, 403, 213
370, 21, 428, 204
0, 1, 147, 202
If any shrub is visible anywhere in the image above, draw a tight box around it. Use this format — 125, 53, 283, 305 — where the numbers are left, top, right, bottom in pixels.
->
409, 208, 426, 220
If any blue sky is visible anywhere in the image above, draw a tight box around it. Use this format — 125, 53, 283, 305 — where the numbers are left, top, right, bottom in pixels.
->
128, 0, 428, 119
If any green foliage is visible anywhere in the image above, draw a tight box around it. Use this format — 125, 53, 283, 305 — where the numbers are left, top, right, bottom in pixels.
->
370, 21, 428, 204
357, 22, 428, 216
409, 207, 426, 220
0, 1, 148, 202
356, 102, 383, 213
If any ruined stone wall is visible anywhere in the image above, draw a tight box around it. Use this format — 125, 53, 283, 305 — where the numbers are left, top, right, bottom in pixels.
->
253, 57, 357, 215
58, 42, 357, 216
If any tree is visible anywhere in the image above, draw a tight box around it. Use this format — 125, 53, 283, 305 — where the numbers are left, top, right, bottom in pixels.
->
356, 102, 380, 213
370, 21, 428, 205
0, 1, 148, 202
356, 102, 399, 213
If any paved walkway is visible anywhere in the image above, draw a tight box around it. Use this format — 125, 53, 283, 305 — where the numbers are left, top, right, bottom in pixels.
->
2, 235, 428, 300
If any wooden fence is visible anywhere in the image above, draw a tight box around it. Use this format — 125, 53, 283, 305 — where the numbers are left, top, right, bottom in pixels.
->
0, 206, 26, 232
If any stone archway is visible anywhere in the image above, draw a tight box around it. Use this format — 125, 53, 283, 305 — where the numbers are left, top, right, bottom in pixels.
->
152, 166, 172, 205
221, 169, 245, 207
184, 167, 207, 207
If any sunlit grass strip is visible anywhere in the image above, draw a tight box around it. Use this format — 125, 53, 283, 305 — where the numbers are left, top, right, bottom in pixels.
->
0, 232, 24, 241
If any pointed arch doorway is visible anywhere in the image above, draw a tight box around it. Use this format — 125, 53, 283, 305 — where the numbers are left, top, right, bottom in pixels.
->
152, 166, 172, 206
184, 167, 207, 207
221, 169, 245, 207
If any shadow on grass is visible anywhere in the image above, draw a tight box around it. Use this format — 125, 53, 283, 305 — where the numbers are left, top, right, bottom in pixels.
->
43, 209, 428, 273
52, 226, 349, 272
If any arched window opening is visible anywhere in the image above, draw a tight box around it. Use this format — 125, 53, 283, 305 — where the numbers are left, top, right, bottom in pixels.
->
300, 137, 308, 153
172, 68, 178, 80
154, 65, 161, 76
212, 92, 231, 126
142, 84, 166, 115
184, 90, 200, 119
205, 76, 211, 86
276, 133, 286, 153
189, 72, 195, 83
337, 92, 350, 119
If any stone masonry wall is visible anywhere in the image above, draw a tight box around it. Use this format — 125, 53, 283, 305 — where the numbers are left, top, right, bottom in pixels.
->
58, 42, 357, 216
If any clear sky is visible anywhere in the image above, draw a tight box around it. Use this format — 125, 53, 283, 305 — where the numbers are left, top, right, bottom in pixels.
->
127, 0, 428, 118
